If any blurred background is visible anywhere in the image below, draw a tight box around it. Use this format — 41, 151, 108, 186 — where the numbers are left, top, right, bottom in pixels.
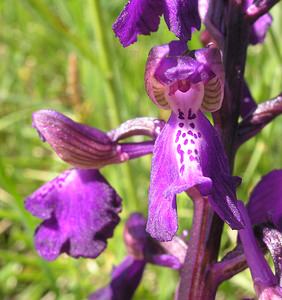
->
0, 1, 281, 299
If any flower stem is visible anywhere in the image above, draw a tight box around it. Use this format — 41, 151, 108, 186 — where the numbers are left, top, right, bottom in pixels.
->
177, 189, 223, 300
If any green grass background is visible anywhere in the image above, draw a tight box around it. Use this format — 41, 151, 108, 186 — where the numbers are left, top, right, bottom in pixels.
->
0, 1, 281, 299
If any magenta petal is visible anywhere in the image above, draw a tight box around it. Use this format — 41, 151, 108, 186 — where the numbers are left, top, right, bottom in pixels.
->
89, 256, 145, 300
147, 111, 243, 241
247, 170, 282, 230
197, 113, 244, 229
250, 13, 272, 45
149, 254, 181, 269
147, 112, 212, 241
25, 169, 121, 261
238, 202, 277, 290
32, 110, 117, 169
113, 0, 163, 47
32, 110, 153, 169
163, 0, 201, 41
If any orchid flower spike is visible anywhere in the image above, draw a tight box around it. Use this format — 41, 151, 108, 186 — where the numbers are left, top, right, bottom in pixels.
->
144, 41, 244, 241
113, 0, 201, 47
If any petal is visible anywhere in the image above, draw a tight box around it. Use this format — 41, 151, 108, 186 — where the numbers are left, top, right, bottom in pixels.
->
33, 110, 116, 168
147, 111, 243, 241
146, 112, 212, 241
197, 112, 244, 229
124, 213, 148, 259
149, 254, 181, 269
261, 226, 282, 285
112, 0, 163, 47
194, 46, 225, 112
247, 170, 282, 230
145, 41, 188, 110
108, 117, 165, 142
25, 169, 121, 260
89, 256, 145, 300
163, 0, 201, 41
32, 110, 153, 168
250, 13, 272, 45
238, 202, 277, 292
145, 42, 223, 112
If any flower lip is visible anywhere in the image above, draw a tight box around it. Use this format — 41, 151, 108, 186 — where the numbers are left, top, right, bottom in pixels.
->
25, 169, 122, 261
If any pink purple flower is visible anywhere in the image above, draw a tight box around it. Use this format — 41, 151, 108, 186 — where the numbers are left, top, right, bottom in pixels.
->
113, 0, 201, 47
144, 41, 244, 241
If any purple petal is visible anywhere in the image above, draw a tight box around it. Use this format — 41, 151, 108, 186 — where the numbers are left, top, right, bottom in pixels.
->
238, 202, 277, 292
250, 13, 272, 45
113, 0, 163, 47
261, 227, 282, 285
124, 213, 148, 259
145, 42, 224, 113
149, 254, 181, 269
247, 170, 282, 231
163, 0, 201, 41
147, 111, 243, 241
89, 256, 145, 300
25, 169, 121, 260
32, 110, 153, 168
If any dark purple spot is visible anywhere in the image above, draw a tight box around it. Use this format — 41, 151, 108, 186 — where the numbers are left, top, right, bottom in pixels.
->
193, 133, 198, 139
175, 130, 181, 143
189, 155, 195, 161
177, 144, 184, 164
179, 122, 184, 128
182, 133, 186, 138
198, 132, 202, 138
188, 108, 196, 120
187, 149, 192, 155
178, 109, 185, 120
195, 157, 199, 162
180, 165, 185, 175
188, 130, 193, 136
191, 139, 195, 144
184, 139, 188, 145
194, 149, 198, 155
190, 123, 195, 129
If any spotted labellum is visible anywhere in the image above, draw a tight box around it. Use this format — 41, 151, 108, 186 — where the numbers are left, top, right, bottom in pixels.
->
145, 41, 244, 241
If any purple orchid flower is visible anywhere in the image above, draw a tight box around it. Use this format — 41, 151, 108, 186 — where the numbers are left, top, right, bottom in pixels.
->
89, 213, 185, 300
113, 0, 201, 47
26, 111, 159, 261
144, 40, 244, 241
25, 169, 121, 261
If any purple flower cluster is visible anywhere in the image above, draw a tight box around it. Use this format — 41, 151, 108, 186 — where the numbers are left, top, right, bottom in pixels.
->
25, 0, 281, 299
